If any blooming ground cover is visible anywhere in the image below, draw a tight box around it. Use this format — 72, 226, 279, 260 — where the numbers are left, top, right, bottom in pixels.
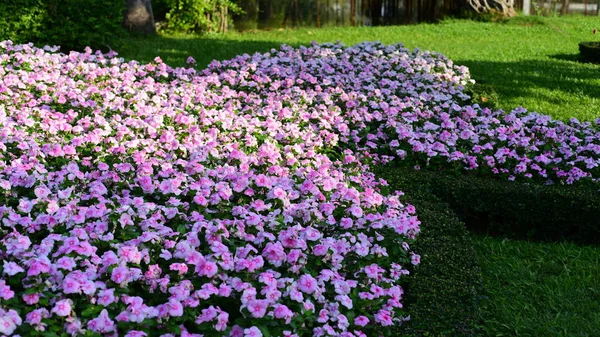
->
205, 43, 600, 184
0, 38, 599, 337
0, 41, 422, 337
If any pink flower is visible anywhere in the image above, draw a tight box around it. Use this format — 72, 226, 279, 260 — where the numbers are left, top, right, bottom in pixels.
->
244, 327, 263, 337
215, 311, 229, 331
34, 186, 51, 199
411, 253, 421, 265
22, 293, 40, 305
26, 308, 48, 325
62, 276, 81, 294
273, 304, 293, 323
52, 299, 72, 317
246, 299, 269, 318
374, 309, 393, 326
196, 306, 218, 324
354, 316, 370, 327
97, 288, 116, 306
0, 314, 19, 335
196, 261, 218, 278
0, 281, 14, 301
170, 263, 189, 275
364, 264, 382, 279
2, 262, 24, 276
167, 299, 184, 317
88, 309, 115, 333
111, 265, 129, 284
27, 258, 50, 276
297, 274, 318, 294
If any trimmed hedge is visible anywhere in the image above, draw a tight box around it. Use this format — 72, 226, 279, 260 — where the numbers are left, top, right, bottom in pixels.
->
0, 0, 125, 51
376, 168, 484, 337
579, 42, 600, 63
400, 169, 600, 245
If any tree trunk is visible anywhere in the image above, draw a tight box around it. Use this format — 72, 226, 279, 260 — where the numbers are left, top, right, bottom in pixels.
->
124, 0, 156, 34
350, 0, 356, 26
316, 0, 321, 27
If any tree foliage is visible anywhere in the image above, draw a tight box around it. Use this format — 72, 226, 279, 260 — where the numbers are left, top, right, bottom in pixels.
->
159, 0, 241, 34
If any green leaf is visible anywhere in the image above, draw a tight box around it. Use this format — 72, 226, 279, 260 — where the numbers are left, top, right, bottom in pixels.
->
258, 326, 271, 337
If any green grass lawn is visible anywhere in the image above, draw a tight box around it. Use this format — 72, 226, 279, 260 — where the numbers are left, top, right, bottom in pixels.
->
115, 16, 600, 337
474, 236, 600, 337
116, 15, 600, 121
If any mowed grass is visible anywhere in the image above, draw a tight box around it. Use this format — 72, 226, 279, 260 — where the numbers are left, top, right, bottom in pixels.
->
473, 236, 600, 337
115, 17, 600, 336
116, 15, 600, 121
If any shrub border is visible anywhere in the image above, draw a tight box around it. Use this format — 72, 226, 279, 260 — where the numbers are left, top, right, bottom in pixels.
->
376, 167, 484, 337
404, 169, 600, 245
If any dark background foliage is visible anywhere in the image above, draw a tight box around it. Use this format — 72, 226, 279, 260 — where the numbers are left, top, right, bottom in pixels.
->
0, 0, 125, 51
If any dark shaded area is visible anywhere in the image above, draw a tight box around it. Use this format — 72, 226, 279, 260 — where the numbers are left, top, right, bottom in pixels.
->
0, 0, 125, 51
579, 41, 600, 63
376, 167, 484, 337
231, 0, 467, 30
549, 52, 585, 62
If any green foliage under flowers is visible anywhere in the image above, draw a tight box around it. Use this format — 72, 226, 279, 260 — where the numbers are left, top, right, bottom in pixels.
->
376, 168, 484, 337
0, 0, 125, 51
159, 0, 241, 34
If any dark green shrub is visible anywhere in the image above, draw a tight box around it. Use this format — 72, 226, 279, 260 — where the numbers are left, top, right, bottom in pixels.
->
434, 173, 600, 245
0, 0, 125, 51
377, 168, 484, 337
388, 168, 600, 245
159, 0, 240, 34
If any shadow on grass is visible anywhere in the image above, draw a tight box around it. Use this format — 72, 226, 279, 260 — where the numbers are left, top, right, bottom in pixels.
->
548, 53, 585, 63
114, 35, 298, 68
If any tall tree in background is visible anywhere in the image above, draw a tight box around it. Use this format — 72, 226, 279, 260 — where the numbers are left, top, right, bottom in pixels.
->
125, 0, 156, 34
235, 0, 259, 29
370, 0, 382, 25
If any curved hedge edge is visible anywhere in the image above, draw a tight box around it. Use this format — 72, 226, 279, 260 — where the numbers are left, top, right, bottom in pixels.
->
376, 167, 484, 337
410, 169, 600, 245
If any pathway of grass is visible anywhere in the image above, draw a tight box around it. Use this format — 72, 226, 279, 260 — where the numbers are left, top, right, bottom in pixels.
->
473, 235, 600, 337
116, 16, 600, 121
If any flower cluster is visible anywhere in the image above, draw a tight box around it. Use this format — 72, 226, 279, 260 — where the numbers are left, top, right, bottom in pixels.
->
0, 41, 421, 337
206, 42, 600, 184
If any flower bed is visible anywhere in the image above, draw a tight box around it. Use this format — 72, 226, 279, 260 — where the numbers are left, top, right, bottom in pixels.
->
1, 39, 599, 337
206, 42, 600, 185
0, 41, 422, 336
